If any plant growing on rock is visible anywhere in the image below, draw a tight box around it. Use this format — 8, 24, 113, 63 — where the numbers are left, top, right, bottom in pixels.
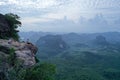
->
4, 13, 21, 41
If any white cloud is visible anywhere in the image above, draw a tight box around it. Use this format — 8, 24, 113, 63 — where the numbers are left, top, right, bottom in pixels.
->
0, 0, 60, 9
21, 17, 54, 24
0, 1, 6, 5
41, 0, 120, 21
1, 0, 120, 32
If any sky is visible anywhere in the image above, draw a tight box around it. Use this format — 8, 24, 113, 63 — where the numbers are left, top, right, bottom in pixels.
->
0, 0, 120, 33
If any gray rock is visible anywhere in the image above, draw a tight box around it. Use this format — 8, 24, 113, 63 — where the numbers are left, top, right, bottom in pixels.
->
0, 39, 38, 67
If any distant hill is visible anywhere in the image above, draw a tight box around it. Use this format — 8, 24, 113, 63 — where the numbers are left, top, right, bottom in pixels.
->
62, 32, 120, 46
19, 31, 56, 44
19, 31, 120, 44
20, 31, 120, 80
92, 35, 109, 46
36, 35, 69, 58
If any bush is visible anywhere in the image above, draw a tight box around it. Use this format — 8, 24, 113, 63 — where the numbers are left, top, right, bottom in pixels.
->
24, 63, 56, 80
6, 63, 56, 80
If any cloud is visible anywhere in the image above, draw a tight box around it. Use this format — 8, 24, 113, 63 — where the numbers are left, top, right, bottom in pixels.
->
19, 14, 120, 33
0, 1, 6, 5
1, 0, 120, 32
1, 0, 120, 19
21, 17, 55, 24
0, 0, 59, 8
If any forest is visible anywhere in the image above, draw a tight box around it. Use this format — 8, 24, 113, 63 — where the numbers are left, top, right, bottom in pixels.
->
20, 32, 120, 80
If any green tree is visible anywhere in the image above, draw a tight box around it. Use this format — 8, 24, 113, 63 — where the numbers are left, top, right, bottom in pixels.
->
7, 63, 56, 80
5, 13, 21, 41
24, 63, 56, 80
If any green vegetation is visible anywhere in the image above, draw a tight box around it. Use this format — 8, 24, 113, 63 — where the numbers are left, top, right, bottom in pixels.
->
0, 13, 56, 80
0, 43, 56, 80
36, 35, 69, 58
0, 44, 56, 80
7, 63, 56, 80
5, 13, 21, 41
38, 47, 120, 80
36, 34, 120, 80
24, 63, 56, 80
8, 48, 16, 66
0, 13, 21, 40
35, 56, 40, 63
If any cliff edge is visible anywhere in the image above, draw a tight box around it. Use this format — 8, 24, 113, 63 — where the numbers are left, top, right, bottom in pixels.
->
0, 39, 38, 69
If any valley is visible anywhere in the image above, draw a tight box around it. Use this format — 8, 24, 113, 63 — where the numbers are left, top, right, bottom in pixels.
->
20, 32, 120, 80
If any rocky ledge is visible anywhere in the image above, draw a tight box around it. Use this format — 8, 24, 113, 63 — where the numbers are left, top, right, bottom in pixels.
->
0, 39, 38, 68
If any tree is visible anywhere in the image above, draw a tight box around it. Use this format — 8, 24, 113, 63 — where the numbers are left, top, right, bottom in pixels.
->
24, 63, 56, 80
7, 63, 56, 80
5, 13, 21, 41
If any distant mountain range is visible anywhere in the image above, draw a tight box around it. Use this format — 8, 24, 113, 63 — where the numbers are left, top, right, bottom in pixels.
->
19, 31, 120, 58
19, 31, 120, 44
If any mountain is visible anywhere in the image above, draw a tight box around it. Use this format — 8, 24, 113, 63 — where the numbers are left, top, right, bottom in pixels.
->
33, 32, 120, 80
19, 31, 54, 44
36, 35, 69, 58
19, 31, 120, 80
92, 35, 109, 46
61, 32, 120, 47
19, 31, 120, 45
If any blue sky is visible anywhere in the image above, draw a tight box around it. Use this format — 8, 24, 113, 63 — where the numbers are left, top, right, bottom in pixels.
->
0, 0, 120, 33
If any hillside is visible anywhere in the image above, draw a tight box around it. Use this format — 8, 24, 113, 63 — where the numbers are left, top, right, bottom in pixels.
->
35, 32, 120, 80
36, 35, 69, 58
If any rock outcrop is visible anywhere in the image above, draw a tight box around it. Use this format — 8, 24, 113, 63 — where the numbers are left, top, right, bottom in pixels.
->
0, 39, 38, 68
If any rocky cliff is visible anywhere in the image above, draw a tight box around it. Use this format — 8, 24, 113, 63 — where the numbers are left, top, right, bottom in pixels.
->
0, 39, 38, 70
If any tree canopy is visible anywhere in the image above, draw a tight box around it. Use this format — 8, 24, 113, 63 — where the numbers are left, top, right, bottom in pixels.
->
4, 13, 21, 41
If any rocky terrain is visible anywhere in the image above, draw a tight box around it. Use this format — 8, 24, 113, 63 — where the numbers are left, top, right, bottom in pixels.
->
0, 39, 38, 69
